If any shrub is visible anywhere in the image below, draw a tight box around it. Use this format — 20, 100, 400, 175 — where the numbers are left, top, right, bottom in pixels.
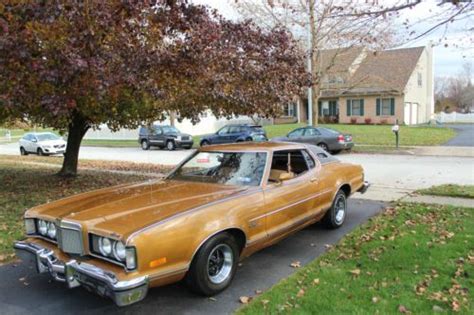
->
350, 117, 357, 124
364, 117, 372, 124
380, 119, 388, 125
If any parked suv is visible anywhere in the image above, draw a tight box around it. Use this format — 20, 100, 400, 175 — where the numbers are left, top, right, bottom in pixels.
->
139, 125, 193, 150
199, 124, 267, 146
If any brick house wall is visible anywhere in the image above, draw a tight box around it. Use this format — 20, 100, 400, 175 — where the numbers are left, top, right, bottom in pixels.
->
339, 95, 404, 124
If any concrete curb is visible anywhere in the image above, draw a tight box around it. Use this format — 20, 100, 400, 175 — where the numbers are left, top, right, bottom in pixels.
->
401, 195, 474, 208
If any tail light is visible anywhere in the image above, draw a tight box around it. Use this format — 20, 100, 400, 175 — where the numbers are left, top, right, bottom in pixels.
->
338, 135, 345, 143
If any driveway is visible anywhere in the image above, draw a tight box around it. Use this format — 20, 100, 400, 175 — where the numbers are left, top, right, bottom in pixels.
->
0, 199, 385, 315
444, 124, 474, 147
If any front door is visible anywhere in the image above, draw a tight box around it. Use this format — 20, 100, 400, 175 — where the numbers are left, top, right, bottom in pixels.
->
263, 149, 321, 241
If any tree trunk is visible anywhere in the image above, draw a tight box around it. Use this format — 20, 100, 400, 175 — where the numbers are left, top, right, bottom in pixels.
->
58, 113, 89, 177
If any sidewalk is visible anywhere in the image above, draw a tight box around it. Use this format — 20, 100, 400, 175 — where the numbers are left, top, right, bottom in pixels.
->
401, 195, 474, 208
354, 144, 474, 157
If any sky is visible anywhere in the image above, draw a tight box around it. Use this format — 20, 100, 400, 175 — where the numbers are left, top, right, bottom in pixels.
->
192, 0, 473, 79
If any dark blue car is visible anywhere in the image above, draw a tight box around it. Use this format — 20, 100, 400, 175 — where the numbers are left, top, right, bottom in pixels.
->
199, 124, 267, 146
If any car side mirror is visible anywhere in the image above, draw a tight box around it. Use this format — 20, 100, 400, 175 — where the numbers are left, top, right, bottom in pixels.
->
32, 139, 37, 143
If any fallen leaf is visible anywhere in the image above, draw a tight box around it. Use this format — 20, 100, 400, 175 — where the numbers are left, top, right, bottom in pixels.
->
398, 305, 410, 313
432, 305, 444, 312
296, 289, 305, 297
208, 297, 217, 302
451, 300, 460, 312
350, 269, 361, 276
261, 299, 270, 306
255, 289, 262, 295
372, 296, 379, 303
290, 261, 301, 268
313, 278, 320, 285
239, 296, 251, 304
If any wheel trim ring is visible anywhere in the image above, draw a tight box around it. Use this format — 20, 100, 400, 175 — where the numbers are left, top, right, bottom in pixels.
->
142, 141, 147, 149
334, 195, 346, 224
207, 244, 233, 284
167, 141, 173, 149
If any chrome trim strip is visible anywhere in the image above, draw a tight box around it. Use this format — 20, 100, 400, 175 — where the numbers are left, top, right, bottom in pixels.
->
148, 266, 189, 280
249, 188, 332, 222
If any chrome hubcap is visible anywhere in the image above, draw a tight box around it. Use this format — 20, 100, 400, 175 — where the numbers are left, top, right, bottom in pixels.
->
334, 195, 346, 224
207, 244, 233, 284
142, 141, 147, 149
167, 142, 173, 149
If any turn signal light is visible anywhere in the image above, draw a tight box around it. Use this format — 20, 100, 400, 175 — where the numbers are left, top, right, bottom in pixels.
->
149, 257, 167, 268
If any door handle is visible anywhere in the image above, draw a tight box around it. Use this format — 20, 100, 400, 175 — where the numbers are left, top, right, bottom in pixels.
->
310, 177, 318, 183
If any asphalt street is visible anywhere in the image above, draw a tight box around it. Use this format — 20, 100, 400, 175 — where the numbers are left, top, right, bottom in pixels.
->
0, 199, 385, 315
443, 124, 474, 147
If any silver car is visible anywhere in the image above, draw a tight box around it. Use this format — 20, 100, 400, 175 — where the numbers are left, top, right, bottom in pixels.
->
19, 132, 67, 156
271, 126, 354, 154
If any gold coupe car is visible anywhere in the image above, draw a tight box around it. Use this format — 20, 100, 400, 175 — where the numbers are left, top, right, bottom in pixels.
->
15, 142, 369, 306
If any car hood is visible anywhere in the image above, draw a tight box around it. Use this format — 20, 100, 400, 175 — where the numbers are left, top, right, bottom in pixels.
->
270, 137, 289, 141
39, 139, 66, 146
26, 180, 247, 239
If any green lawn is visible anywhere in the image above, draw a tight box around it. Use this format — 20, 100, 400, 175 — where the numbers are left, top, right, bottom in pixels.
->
263, 123, 456, 146
238, 203, 473, 314
0, 157, 154, 262
416, 185, 474, 199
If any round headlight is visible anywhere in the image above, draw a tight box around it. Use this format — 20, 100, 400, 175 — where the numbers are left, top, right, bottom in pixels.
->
38, 220, 48, 236
47, 222, 56, 239
113, 241, 126, 261
99, 237, 112, 256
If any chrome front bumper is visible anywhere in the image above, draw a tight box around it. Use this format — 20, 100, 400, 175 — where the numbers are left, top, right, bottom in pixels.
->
14, 241, 148, 306
358, 181, 370, 194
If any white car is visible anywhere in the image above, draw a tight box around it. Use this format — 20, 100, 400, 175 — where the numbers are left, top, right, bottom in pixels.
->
19, 132, 67, 156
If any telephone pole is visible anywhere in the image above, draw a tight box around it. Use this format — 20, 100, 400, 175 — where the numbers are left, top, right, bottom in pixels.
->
307, 0, 315, 126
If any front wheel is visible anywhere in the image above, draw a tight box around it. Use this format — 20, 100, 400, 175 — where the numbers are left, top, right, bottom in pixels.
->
37, 148, 46, 156
322, 190, 347, 229
200, 140, 210, 147
186, 233, 239, 296
166, 140, 176, 151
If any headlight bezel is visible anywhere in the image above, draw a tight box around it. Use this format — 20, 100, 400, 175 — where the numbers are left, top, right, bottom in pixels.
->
90, 234, 137, 271
25, 218, 58, 243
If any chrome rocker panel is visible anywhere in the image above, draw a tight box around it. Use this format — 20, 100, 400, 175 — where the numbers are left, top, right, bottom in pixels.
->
14, 241, 148, 306
358, 181, 370, 194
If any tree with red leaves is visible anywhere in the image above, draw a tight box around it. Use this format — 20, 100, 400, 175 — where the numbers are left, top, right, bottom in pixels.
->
0, 1, 305, 176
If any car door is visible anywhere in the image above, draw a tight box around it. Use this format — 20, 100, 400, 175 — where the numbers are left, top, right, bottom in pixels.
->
213, 126, 230, 144
29, 134, 39, 152
149, 126, 164, 146
262, 149, 323, 242
226, 126, 242, 143
301, 128, 322, 145
286, 128, 305, 143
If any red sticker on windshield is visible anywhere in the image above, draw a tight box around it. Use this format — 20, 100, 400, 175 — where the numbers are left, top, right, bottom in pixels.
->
197, 158, 210, 163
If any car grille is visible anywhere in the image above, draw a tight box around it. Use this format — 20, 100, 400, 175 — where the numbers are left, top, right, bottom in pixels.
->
54, 144, 66, 148
181, 136, 190, 141
57, 225, 84, 255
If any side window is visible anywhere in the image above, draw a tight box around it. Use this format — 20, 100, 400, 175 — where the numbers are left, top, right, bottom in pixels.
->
268, 150, 309, 182
304, 128, 321, 136
217, 127, 229, 135
288, 129, 304, 138
228, 126, 240, 134
301, 150, 316, 169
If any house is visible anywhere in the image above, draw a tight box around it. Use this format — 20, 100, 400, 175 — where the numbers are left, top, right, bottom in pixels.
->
278, 46, 434, 125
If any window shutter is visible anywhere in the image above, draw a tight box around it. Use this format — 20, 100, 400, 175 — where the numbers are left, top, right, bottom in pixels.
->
390, 98, 395, 115
346, 100, 351, 116
376, 98, 381, 116
360, 99, 365, 116
318, 101, 322, 116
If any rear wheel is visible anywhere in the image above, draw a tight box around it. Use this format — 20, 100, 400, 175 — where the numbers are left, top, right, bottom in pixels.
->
322, 190, 347, 229
141, 139, 150, 150
186, 233, 239, 296
20, 147, 28, 156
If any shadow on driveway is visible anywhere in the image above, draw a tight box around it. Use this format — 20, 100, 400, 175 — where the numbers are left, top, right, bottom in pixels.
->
443, 124, 474, 147
0, 199, 385, 315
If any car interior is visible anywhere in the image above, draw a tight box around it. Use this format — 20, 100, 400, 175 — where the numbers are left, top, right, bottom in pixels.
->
268, 150, 310, 183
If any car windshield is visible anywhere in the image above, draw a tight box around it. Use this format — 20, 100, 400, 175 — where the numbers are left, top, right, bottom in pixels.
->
169, 151, 267, 186
36, 133, 60, 141
161, 126, 180, 133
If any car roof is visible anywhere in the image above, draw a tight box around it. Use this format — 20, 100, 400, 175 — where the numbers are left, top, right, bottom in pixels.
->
26, 132, 55, 136
200, 141, 308, 152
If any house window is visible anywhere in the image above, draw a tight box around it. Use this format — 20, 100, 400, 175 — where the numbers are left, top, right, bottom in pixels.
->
417, 72, 422, 87
376, 98, 395, 116
283, 103, 296, 117
346, 99, 364, 116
